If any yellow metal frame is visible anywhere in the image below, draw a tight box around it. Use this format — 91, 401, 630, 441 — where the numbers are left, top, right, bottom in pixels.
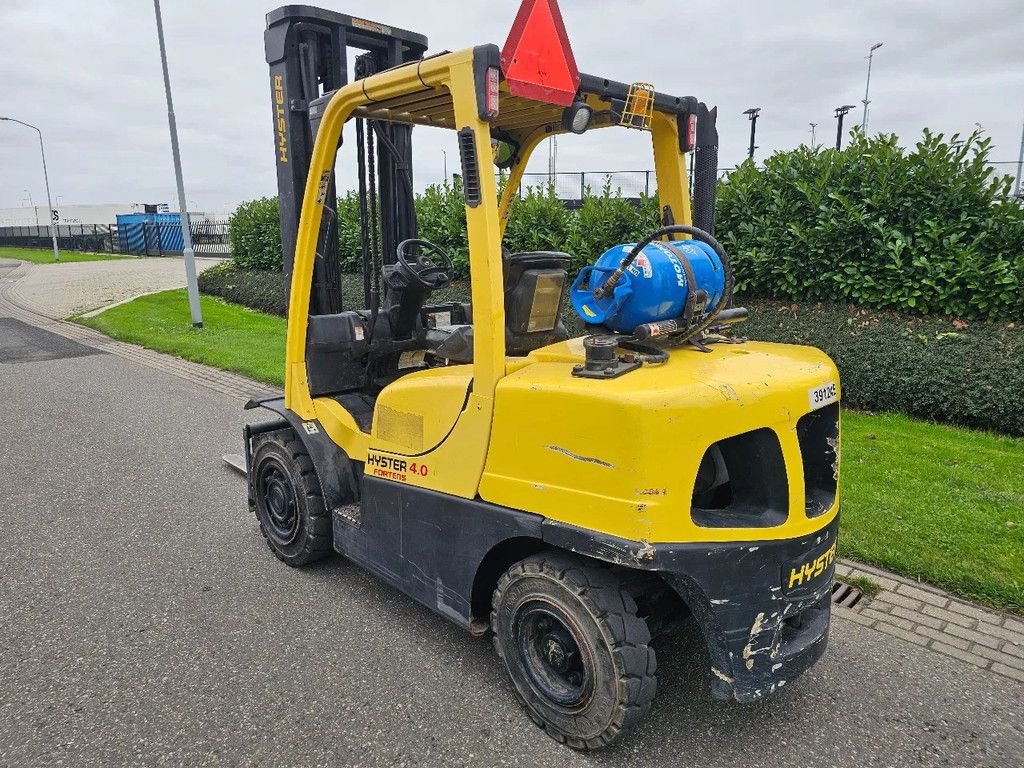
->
284, 47, 840, 544
286, 49, 511, 498
286, 48, 694, 457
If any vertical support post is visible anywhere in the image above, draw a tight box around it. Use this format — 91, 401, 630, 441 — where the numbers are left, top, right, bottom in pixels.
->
862, 43, 883, 132
153, 0, 203, 327
450, 62, 505, 396
1015, 112, 1024, 199
650, 110, 693, 230
35, 130, 59, 262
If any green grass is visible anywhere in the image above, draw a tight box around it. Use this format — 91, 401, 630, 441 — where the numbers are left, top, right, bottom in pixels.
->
841, 412, 1023, 613
77, 289, 286, 387
842, 575, 882, 599
0, 246, 131, 264
78, 289, 1024, 614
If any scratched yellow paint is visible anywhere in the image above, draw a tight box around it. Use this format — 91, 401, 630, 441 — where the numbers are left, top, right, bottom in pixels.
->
480, 338, 840, 543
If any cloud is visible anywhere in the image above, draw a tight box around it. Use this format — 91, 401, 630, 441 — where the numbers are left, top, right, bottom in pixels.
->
1, 0, 1021, 213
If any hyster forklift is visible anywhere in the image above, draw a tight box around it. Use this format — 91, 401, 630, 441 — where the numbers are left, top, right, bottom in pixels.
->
246, 0, 841, 749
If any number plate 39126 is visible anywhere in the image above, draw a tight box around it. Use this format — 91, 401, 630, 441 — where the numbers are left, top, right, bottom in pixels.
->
808, 381, 838, 410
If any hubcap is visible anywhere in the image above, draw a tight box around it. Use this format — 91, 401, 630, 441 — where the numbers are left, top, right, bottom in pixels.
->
515, 602, 593, 709
258, 458, 300, 545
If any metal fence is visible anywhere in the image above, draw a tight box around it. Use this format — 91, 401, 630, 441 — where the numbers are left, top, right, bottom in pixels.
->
520, 171, 656, 207
518, 168, 741, 207
0, 221, 231, 257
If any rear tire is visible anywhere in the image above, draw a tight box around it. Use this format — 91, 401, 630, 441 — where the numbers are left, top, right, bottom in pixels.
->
491, 552, 657, 750
250, 429, 332, 567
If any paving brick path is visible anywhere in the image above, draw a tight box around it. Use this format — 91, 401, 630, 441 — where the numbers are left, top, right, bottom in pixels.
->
838, 560, 1024, 683
6, 254, 222, 319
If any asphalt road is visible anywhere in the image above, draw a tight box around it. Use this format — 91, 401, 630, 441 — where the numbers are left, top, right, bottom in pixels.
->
1, 277, 1022, 766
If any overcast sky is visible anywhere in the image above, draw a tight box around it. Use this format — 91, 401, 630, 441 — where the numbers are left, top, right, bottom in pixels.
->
1, 0, 1022, 213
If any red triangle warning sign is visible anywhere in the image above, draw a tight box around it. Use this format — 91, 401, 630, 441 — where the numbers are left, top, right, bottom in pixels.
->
501, 0, 581, 107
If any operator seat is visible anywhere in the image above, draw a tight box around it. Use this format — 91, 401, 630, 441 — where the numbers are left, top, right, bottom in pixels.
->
503, 250, 572, 355
427, 249, 571, 363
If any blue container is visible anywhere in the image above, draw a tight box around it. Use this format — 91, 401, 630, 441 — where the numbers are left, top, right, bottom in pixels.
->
116, 212, 185, 254
571, 240, 726, 333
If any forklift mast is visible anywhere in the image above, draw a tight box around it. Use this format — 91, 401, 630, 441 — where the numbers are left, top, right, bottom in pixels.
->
265, 6, 429, 315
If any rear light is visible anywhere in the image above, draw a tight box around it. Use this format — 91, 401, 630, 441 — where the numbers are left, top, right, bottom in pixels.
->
485, 67, 501, 119
686, 113, 698, 151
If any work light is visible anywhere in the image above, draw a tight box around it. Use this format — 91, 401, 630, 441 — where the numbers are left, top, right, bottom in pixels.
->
562, 100, 593, 134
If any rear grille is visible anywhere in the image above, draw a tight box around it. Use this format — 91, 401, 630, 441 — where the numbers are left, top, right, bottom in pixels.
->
457, 128, 482, 207
832, 580, 864, 608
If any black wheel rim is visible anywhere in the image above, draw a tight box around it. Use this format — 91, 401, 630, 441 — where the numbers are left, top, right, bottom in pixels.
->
257, 457, 300, 545
514, 600, 594, 710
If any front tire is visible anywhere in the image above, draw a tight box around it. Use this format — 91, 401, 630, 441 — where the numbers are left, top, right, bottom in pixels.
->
250, 428, 332, 567
491, 553, 657, 750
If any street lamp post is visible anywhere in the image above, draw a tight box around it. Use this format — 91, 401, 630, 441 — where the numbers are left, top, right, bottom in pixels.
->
861, 42, 883, 132
1, 117, 60, 262
548, 135, 558, 185
834, 105, 857, 151
809, 122, 818, 149
743, 108, 761, 159
1015, 111, 1024, 199
153, 0, 203, 328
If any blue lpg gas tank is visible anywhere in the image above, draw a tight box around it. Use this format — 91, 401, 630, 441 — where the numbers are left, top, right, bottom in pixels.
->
570, 240, 726, 333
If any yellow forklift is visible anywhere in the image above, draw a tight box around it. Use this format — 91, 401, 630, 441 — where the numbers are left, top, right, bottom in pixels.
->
244, 0, 841, 749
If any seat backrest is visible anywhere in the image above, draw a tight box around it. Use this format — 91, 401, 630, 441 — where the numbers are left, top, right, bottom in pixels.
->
503, 251, 572, 355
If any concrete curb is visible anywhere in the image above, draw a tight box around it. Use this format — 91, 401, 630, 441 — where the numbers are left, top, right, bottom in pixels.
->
2, 261, 1021, 685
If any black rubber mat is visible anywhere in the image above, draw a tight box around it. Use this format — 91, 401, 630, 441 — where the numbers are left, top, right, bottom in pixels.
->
0, 318, 103, 364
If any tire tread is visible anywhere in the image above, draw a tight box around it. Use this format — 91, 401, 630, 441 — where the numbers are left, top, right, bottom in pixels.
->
490, 551, 657, 751
250, 428, 332, 567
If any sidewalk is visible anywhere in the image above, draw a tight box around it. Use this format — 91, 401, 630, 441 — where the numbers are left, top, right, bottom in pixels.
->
1, 255, 1021, 687
5, 255, 222, 319
840, 561, 1024, 682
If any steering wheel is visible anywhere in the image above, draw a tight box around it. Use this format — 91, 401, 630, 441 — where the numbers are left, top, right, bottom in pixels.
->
395, 239, 455, 290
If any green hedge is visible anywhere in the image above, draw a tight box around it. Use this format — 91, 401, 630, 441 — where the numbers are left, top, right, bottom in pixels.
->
228, 197, 282, 271
198, 261, 289, 316
231, 130, 1024, 322
228, 180, 658, 281
742, 301, 1023, 436
228, 192, 367, 274
718, 131, 1024, 321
